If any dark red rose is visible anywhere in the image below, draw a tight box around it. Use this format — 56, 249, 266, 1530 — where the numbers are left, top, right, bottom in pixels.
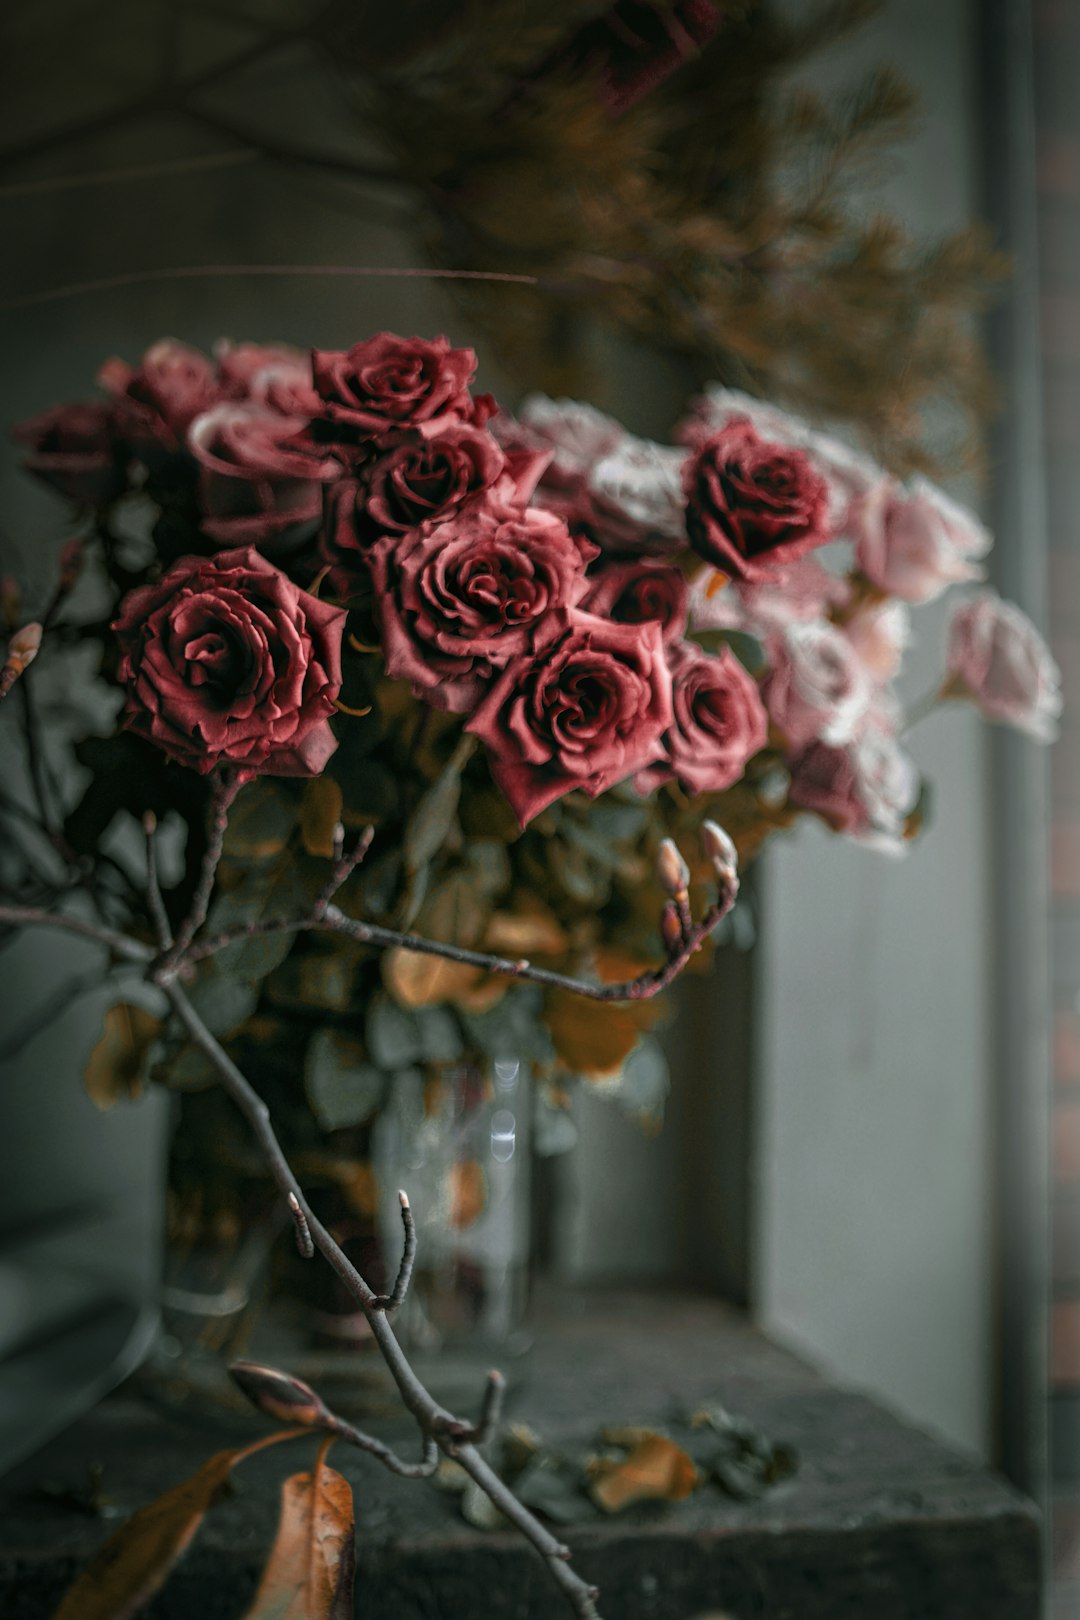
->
12, 402, 127, 505
112, 546, 346, 779
214, 341, 322, 417
636, 641, 768, 797
582, 559, 689, 644
311, 333, 477, 438
465, 608, 673, 826
99, 339, 222, 458
684, 417, 831, 582
188, 404, 340, 547
369, 501, 596, 712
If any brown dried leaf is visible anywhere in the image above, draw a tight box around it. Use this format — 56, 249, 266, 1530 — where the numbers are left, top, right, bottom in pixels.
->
84, 1002, 161, 1110
588, 1433, 699, 1513
50, 1432, 299, 1620
484, 903, 568, 957
544, 992, 640, 1078
300, 776, 344, 859
240, 1440, 355, 1620
449, 1159, 486, 1229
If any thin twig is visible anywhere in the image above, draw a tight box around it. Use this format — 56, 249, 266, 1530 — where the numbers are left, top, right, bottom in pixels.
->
312, 824, 374, 917
372, 1190, 416, 1311
168, 769, 240, 960
326, 1420, 439, 1480
0, 904, 151, 963
287, 1191, 314, 1260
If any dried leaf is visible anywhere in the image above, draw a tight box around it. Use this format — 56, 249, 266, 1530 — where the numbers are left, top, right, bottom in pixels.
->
449, 1159, 486, 1229
222, 779, 297, 863
304, 1029, 386, 1132
484, 904, 568, 956
84, 1003, 161, 1110
240, 1441, 355, 1620
588, 1433, 699, 1513
50, 1432, 298, 1620
544, 991, 640, 1078
300, 777, 344, 859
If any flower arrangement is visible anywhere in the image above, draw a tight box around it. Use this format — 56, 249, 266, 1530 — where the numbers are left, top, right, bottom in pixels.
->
6, 330, 1060, 1143
1, 326, 1062, 1618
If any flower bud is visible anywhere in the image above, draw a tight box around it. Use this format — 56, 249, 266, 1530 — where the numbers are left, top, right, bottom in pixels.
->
656, 837, 690, 897
229, 1361, 331, 1429
0, 622, 43, 699
660, 901, 684, 954
701, 820, 739, 891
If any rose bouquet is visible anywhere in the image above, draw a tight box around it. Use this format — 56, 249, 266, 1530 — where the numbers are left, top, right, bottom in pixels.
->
5, 330, 1060, 1367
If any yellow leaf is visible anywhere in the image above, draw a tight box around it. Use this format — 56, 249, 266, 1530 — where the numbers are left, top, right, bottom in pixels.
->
240, 1439, 355, 1620
50, 1432, 300, 1620
544, 992, 641, 1078
84, 1003, 162, 1110
300, 776, 344, 859
589, 1433, 699, 1513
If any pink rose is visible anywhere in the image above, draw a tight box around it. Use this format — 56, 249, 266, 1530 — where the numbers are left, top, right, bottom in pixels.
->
763, 620, 872, 748
369, 501, 596, 712
112, 546, 346, 779
789, 712, 919, 855
311, 332, 477, 439
843, 597, 910, 685
99, 338, 221, 457
582, 559, 689, 643
187, 404, 340, 547
684, 418, 832, 582
852, 476, 990, 604
690, 557, 848, 638
637, 641, 768, 797
466, 608, 673, 826
12, 401, 127, 505
945, 591, 1062, 741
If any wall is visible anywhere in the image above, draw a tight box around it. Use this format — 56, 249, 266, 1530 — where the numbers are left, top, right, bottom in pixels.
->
755, 0, 994, 1458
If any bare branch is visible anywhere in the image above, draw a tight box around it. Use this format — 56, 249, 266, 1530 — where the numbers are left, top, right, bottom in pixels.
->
287, 1191, 314, 1260
168, 769, 241, 960
372, 1190, 416, 1311
312, 824, 374, 918
439, 1370, 506, 1448
0, 904, 151, 964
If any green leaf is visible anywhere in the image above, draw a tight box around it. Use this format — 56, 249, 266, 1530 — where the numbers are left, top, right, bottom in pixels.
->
222, 779, 298, 865
186, 971, 259, 1039
207, 862, 311, 982
305, 1030, 387, 1132
414, 1005, 464, 1063
534, 1089, 578, 1157
366, 995, 423, 1069
616, 1037, 669, 1126
404, 735, 476, 873
461, 988, 553, 1064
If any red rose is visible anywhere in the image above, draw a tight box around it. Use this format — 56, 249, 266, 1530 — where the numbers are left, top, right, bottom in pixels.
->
12, 401, 127, 505
684, 417, 831, 582
582, 559, 689, 644
112, 547, 346, 779
466, 608, 673, 826
214, 340, 322, 417
311, 333, 477, 438
99, 338, 222, 458
369, 501, 595, 712
637, 641, 767, 797
188, 404, 340, 548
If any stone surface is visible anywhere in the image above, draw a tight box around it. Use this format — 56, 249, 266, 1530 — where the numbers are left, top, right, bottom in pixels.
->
0, 1289, 1041, 1618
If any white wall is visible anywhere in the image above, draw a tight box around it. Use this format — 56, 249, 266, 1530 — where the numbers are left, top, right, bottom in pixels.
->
755, 0, 994, 1458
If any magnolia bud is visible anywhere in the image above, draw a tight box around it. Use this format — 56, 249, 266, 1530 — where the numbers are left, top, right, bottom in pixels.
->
0, 622, 42, 699
701, 820, 739, 891
660, 901, 684, 954
229, 1361, 331, 1429
656, 837, 690, 897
